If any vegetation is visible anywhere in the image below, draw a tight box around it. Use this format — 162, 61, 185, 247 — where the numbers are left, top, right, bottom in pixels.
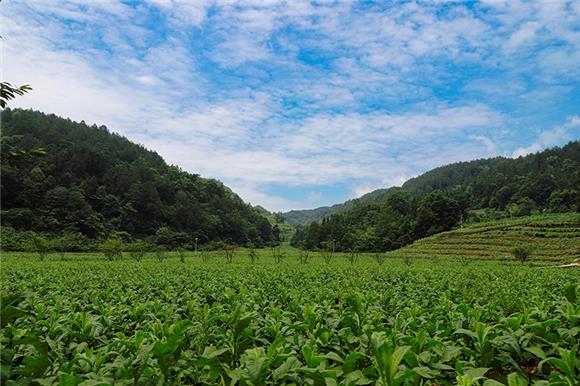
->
291, 142, 579, 252
2, 252, 578, 384
391, 213, 579, 261
0, 109, 274, 249
511, 245, 533, 263
286, 141, 580, 226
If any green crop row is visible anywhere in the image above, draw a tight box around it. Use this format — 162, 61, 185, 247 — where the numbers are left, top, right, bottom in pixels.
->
1, 255, 579, 385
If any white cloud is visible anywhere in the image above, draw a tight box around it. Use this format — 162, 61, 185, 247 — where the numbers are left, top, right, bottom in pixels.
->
469, 135, 498, 153
512, 117, 576, 158
1, 0, 578, 211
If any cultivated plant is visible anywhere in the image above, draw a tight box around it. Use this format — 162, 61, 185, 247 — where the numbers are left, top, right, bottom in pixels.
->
511, 244, 532, 263
31, 235, 50, 261
200, 249, 210, 263
248, 248, 258, 264
346, 249, 359, 265
53, 237, 68, 261
155, 246, 168, 262
177, 247, 186, 263
374, 252, 386, 266
271, 246, 285, 264
298, 249, 310, 264
224, 244, 237, 264
100, 238, 123, 261
128, 241, 147, 262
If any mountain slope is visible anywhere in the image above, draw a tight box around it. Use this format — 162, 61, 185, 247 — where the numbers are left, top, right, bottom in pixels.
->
0, 108, 273, 247
290, 142, 579, 252
283, 141, 580, 225
390, 213, 580, 261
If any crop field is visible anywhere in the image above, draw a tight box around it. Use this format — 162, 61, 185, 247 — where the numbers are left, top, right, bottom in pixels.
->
392, 213, 580, 261
2, 251, 579, 385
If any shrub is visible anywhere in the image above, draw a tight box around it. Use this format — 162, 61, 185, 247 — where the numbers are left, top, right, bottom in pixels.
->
224, 244, 237, 264
177, 247, 187, 263
30, 234, 50, 260
248, 248, 258, 264
511, 245, 532, 263
127, 241, 148, 262
271, 246, 285, 264
346, 249, 358, 265
154, 246, 168, 262
298, 249, 310, 264
100, 238, 124, 261
374, 252, 386, 266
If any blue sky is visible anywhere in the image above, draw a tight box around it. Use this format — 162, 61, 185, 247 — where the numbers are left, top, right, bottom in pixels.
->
2, 0, 579, 211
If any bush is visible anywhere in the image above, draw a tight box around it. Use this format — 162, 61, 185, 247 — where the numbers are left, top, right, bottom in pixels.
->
30, 234, 50, 260
100, 238, 124, 261
511, 245, 532, 263
127, 240, 149, 262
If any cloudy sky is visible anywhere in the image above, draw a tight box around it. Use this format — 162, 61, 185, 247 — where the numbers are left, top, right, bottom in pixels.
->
2, 0, 579, 211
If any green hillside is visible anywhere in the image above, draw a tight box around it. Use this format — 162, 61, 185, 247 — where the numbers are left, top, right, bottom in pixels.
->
390, 213, 580, 261
0, 109, 274, 249
283, 141, 580, 226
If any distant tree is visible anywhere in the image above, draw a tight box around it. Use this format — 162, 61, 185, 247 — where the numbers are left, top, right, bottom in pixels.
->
298, 249, 310, 264
511, 245, 532, 263
271, 246, 285, 264
100, 238, 123, 261
247, 243, 258, 264
415, 191, 461, 237
272, 225, 281, 242
224, 244, 236, 264
177, 247, 186, 263
30, 234, 50, 261
548, 189, 577, 213
128, 240, 148, 262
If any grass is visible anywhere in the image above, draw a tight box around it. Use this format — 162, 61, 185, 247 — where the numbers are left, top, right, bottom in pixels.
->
391, 213, 580, 261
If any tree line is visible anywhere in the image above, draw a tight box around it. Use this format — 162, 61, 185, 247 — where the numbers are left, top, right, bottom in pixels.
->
291, 141, 580, 252
1, 109, 276, 251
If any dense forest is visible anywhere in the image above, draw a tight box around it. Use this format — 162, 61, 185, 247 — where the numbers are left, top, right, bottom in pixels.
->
1, 109, 274, 250
291, 141, 580, 251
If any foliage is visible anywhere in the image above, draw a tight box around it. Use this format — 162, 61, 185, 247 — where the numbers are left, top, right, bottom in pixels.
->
298, 249, 311, 264
0, 109, 274, 247
29, 234, 50, 260
270, 246, 285, 264
511, 244, 533, 263
100, 238, 123, 261
127, 240, 148, 262
1, 254, 578, 384
374, 252, 386, 265
247, 246, 258, 264
0, 82, 32, 108
290, 142, 579, 251
224, 244, 237, 264
393, 213, 579, 261
177, 247, 186, 263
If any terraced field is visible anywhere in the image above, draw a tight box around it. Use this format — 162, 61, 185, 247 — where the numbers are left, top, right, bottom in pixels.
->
391, 213, 580, 261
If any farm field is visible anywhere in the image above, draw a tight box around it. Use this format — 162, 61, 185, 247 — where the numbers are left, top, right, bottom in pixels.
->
391, 213, 580, 261
1, 252, 579, 385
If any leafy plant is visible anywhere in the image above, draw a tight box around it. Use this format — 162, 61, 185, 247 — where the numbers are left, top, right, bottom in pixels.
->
374, 252, 386, 265
224, 244, 237, 264
271, 246, 285, 264
298, 249, 310, 264
511, 244, 532, 263
100, 238, 124, 261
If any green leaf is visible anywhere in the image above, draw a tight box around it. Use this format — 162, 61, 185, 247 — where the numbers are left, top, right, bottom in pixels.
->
464, 367, 490, 379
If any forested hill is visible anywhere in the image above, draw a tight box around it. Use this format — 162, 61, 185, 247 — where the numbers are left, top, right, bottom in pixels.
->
283, 141, 580, 226
290, 141, 580, 252
0, 108, 274, 248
